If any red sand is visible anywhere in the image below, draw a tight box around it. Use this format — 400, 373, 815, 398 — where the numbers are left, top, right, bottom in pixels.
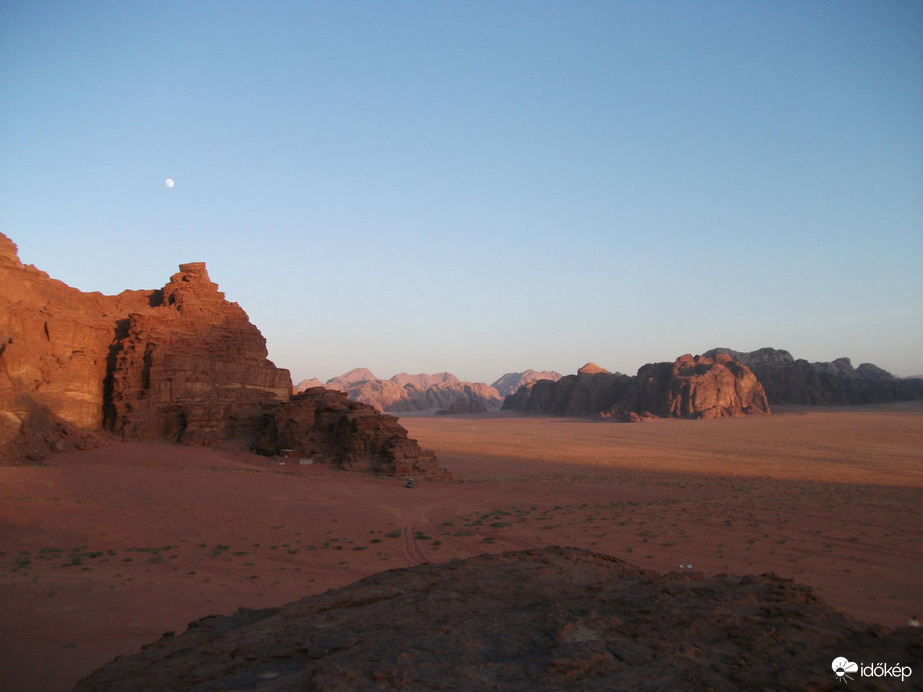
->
1, 404, 921, 692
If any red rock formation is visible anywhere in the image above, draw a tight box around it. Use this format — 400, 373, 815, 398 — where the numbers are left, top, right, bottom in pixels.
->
504, 354, 770, 420
0, 233, 443, 476
73, 547, 918, 691
0, 233, 152, 454
633, 353, 770, 420
106, 262, 292, 444
254, 387, 450, 478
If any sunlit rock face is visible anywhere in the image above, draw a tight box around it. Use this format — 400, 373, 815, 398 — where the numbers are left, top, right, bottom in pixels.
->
0, 233, 442, 476
106, 262, 292, 443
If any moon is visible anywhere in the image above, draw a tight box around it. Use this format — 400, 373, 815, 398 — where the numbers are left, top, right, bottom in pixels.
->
165, 178, 174, 188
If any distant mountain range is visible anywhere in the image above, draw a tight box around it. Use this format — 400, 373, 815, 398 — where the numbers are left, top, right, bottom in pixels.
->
294, 369, 562, 413
294, 348, 923, 416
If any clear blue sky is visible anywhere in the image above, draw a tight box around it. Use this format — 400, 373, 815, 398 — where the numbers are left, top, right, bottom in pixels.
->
2, 1, 921, 383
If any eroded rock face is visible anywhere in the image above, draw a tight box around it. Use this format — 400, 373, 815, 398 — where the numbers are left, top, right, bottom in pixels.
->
705, 347, 923, 405
253, 388, 450, 478
504, 354, 770, 420
73, 547, 918, 691
0, 234, 153, 454
106, 263, 292, 444
0, 233, 442, 476
633, 353, 770, 420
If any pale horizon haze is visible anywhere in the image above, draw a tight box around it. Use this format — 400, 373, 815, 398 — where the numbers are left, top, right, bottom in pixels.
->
2, 1, 921, 383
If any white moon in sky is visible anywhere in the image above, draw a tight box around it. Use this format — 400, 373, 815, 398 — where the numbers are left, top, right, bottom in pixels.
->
165, 178, 174, 188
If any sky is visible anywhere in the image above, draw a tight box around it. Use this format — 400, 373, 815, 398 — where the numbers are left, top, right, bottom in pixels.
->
2, 1, 921, 384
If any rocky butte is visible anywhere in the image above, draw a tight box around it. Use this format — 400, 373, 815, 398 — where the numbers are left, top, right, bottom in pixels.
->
504, 354, 770, 421
0, 233, 445, 477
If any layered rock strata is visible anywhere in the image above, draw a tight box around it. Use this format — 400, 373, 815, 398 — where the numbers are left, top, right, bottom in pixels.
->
74, 547, 918, 691
504, 354, 770, 420
0, 233, 440, 475
106, 262, 293, 444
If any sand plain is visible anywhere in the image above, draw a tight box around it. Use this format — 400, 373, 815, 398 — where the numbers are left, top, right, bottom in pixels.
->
1, 403, 921, 691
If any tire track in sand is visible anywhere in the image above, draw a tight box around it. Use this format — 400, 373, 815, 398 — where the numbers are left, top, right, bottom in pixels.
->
401, 527, 430, 566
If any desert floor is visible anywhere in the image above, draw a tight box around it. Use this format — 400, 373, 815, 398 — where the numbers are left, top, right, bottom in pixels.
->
1, 404, 921, 691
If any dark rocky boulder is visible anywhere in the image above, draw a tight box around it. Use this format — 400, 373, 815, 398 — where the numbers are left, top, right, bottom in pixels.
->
74, 547, 919, 691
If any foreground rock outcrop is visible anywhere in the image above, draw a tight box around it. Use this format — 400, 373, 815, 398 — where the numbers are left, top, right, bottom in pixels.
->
74, 547, 919, 691
505, 355, 770, 420
704, 347, 923, 406
0, 233, 441, 475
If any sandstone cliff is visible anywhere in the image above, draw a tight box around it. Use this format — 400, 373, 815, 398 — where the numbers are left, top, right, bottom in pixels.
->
73, 547, 917, 691
0, 233, 441, 475
491, 369, 564, 397
106, 262, 292, 444
704, 347, 923, 405
503, 354, 770, 420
